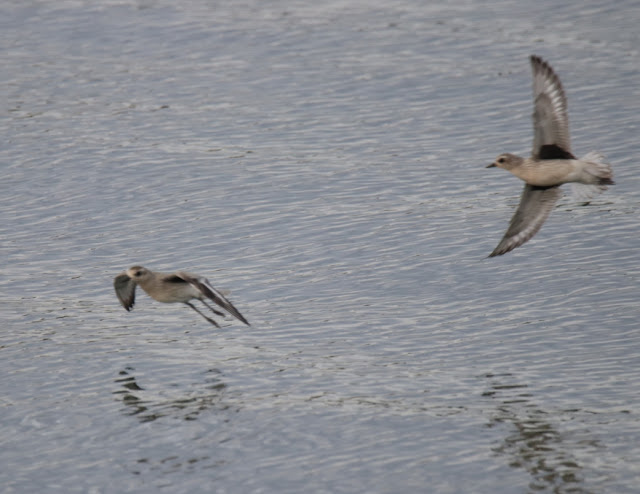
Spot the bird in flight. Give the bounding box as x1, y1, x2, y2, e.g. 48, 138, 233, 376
487, 55, 614, 257
114, 266, 250, 326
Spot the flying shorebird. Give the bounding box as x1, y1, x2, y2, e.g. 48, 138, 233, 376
114, 266, 250, 327
486, 55, 614, 257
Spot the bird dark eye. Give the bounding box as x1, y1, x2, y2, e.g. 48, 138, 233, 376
498, 158, 505, 164
135, 271, 142, 277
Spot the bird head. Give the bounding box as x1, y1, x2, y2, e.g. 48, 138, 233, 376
126, 266, 151, 282
487, 153, 523, 171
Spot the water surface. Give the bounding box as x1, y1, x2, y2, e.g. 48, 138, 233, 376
2, 1, 640, 492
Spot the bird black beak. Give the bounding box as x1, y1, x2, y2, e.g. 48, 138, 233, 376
486, 163, 496, 168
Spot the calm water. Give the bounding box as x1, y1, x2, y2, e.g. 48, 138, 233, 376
2, 1, 640, 492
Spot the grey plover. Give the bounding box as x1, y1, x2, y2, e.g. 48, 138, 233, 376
114, 266, 249, 326
487, 55, 614, 257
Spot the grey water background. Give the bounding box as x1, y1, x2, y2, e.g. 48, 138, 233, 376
2, 0, 640, 492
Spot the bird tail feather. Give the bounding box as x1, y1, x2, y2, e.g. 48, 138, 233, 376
571, 151, 614, 203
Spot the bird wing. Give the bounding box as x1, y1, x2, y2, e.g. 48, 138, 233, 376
489, 184, 562, 257
530, 55, 572, 159
176, 272, 250, 326
114, 273, 136, 311
163, 274, 190, 285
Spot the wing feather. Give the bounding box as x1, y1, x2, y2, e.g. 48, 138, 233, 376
114, 273, 136, 311
489, 185, 562, 257
530, 55, 571, 158
177, 272, 250, 325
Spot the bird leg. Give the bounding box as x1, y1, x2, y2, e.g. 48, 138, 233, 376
200, 299, 226, 317
184, 302, 220, 327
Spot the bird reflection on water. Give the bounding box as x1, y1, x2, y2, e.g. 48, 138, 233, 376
483, 373, 602, 492
113, 367, 229, 423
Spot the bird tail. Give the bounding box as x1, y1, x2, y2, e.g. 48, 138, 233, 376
571, 151, 614, 203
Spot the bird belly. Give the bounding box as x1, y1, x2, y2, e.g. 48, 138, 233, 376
146, 284, 200, 304
513, 160, 576, 187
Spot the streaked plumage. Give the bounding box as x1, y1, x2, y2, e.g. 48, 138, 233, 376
486, 55, 614, 257
114, 266, 249, 327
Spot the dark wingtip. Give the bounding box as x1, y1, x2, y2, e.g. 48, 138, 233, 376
530, 54, 547, 68
487, 243, 515, 258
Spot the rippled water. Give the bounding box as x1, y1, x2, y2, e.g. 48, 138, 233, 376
3, 1, 640, 492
